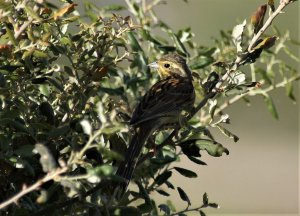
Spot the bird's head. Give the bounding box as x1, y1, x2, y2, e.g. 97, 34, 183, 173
148, 53, 192, 79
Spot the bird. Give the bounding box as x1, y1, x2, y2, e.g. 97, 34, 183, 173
115, 53, 195, 196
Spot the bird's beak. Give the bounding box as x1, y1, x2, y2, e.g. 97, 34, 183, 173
148, 61, 159, 69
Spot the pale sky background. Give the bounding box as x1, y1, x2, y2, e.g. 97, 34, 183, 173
74, 0, 299, 215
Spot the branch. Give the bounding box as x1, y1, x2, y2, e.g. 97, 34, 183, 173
202, 75, 300, 122
170, 206, 204, 216
137, 0, 296, 166
14, 3, 41, 40
26, 1, 297, 213
76, 128, 103, 160
31, 181, 108, 216
248, 0, 293, 51
0, 166, 67, 210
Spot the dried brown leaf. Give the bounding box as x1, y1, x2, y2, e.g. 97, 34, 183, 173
251, 4, 267, 34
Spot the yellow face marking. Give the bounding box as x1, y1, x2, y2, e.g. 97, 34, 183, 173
157, 60, 186, 78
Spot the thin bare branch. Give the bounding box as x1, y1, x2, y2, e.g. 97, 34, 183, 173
248, 0, 293, 51
202, 75, 300, 122
0, 166, 68, 210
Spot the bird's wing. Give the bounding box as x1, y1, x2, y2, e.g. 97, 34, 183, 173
130, 77, 195, 126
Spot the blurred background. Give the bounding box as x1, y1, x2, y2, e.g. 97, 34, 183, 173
85, 0, 299, 215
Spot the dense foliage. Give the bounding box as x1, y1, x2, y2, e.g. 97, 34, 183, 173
0, 0, 298, 215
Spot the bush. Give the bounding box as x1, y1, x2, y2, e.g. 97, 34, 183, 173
0, 0, 298, 215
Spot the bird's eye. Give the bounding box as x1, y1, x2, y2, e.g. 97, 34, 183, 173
164, 63, 170, 68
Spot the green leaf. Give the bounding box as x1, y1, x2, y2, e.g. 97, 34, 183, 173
171, 33, 189, 57
187, 156, 207, 165
203, 192, 209, 205
198, 47, 217, 56
64, 65, 74, 76
140, 30, 162, 45
157, 45, 176, 52
39, 102, 55, 125
285, 82, 296, 102
39, 84, 50, 97
179, 139, 201, 157
34, 144, 57, 172
0, 0, 12, 10
215, 125, 239, 142
31, 77, 47, 85
289, 39, 300, 46
4, 24, 16, 45
199, 210, 207, 216
155, 171, 172, 186
156, 189, 170, 197
25, 6, 42, 21
165, 181, 175, 189
208, 99, 217, 119
283, 47, 300, 62
0, 109, 20, 120
15, 145, 35, 157
99, 87, 124, 95
47, 125, 70, 138
0, 65, 21, 73
9, 120, 31, 135
150, 154, 176, 165
22, 49, 34, 70
174, 167, 197, 178
158, 204, 170, 215
117, 207, 141, 216
138, 202, 153, 213
60, 36, 73, 46
263, 94, 279, 120
137, 52, 149, 74
177, 187, 191, 206
196, 139, 230, 157
190, 56, 214, 70
135, 180, 151, 204
208, 203, 219, 208
127, 32, 143, 52
88, 164, 113, 176
33, 50, 49, 59
80, 119, 92, 135
253, 36, 278, 50
46, 77, 64, 92
166, 200, 176, 212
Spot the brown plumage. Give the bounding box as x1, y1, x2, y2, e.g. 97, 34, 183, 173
115, 53, 195, 195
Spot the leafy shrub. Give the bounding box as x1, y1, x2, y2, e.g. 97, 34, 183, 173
0, 0, 298, 215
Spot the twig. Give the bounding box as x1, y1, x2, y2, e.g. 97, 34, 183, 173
170, 206, 204, 216
201, 75, 300, 122
137, 0, 294, 166
76, 128, 103, 160
14, 2, 42, 40
25, 1, 297, 213
248, 0, 293, 51
31, 181, 108, 216
0, 166, 67, 210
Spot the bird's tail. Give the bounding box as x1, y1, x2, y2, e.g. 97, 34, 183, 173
115, 125, 153, 195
